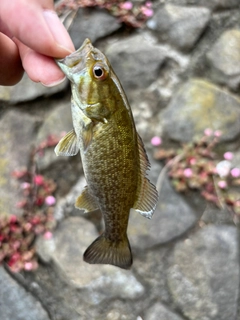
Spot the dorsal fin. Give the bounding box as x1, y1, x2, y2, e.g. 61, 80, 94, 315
133, 134, 158, 219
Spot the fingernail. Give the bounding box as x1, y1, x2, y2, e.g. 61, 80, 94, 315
43, 10, 75, 54
41, 75, 66, 88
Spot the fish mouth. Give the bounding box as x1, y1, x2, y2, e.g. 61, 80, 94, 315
55, 38, 94, 79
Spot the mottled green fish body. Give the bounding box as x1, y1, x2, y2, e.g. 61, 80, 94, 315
55, 39, 158, 269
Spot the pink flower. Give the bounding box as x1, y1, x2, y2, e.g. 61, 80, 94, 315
218, 180, 227, 189
145, 1, 152, 8
43, 231, 53, 240
204, 128, 213, 136
151, 136, 162, 146
120, 1, 133, 10
214, 130, 222, 137
9, 215, 18, 224
24, 262, 33, 271
189, 157, 196, 165
223, 152, 233, 161
183, 168, 193, 178
12, 241, 21, 250
34, 175, 44, 186
20, 182, 31, 189
231, 168, 240, 178
45, 195, 56, 206
141, 6, 154, 17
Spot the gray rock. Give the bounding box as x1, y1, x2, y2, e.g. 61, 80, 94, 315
207, 29, 240, 90
0, 109, 40, 216
69, 8, 121, 49
105, 33, 166, 89
144, 302, 184, 320
0, 73, 68, 104
161, 78, 240, 142
0, 267, 50, 320
36, 100, 83, 195
128, 175, 204, 249
186, 0, 240, 10
133, 248, 172, 304
37, 217, 145, 305
36, 99, 73, 171
168, 225, 239, 320
149, 5, 211, 51
168, 0, 240, 10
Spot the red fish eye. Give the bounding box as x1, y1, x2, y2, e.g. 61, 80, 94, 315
93, 65, 106, 80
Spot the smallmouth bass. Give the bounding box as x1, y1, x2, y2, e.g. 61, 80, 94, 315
55, 39, 158, 269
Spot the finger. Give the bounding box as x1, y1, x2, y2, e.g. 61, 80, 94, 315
0, 0, 75, 59
16, 40, 66, 86
0, 33, 24, 86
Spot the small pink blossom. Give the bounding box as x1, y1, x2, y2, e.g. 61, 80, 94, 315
183, 168, 193, 178
23, 222, 32, 232
231, 168, 240, 178
204, 128, 213, 136
20, 182, 31, 190
223, 152, 233, 161
151, 136, 162, 146
214, 130, 222, 137
12, 241, 21, 250
145, 1, 152, 8
43, 231, 53, 240
45, 195, 56, 206
24, 262, 33, 271
34, 175, 44, 186
218, 180, 227, 189
189, 157, 196, 165
9, 215, 18, 224
120, 1, 133, 10
141, 6, 154, 17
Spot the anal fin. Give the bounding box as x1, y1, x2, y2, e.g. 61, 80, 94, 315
54, 129, 79, 156
75, 186, 99, 212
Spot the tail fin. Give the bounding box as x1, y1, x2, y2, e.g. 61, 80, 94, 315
83, 234, 132, 269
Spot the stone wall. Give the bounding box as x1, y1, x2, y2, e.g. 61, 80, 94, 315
0, 1, 240, 319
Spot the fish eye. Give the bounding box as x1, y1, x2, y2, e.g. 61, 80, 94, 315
93, 65, 107, 80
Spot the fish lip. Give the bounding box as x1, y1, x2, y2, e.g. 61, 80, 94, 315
55, 38, 94, 78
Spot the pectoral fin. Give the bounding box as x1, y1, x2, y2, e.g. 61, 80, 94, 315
82, 122, 94, 153
133, 134, 159, 219
75, 186, 99, 212
54, 129, 79, 156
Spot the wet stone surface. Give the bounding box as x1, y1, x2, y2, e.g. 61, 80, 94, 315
1, 3, 240, 320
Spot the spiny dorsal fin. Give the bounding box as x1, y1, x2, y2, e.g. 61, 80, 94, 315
54, 129, 79, 156
75, 186, 99, 212
84, 234, 132, 269
133, 134, 158, 219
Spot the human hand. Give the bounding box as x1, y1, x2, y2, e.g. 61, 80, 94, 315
0, 0, 75, 86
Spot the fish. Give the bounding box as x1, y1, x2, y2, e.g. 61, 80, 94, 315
54, 38, 158, 269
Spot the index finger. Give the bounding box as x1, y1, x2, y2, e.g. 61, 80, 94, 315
0, 0, 75, 58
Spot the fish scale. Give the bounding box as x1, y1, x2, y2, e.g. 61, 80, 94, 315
54, 38, 158, 269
